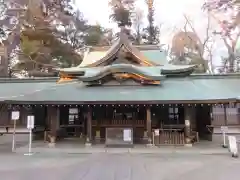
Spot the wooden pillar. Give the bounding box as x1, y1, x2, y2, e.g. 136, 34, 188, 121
184, 106, 192, 146
95, 107, 101, 143
146, 107, 152, 145
0, 104, 10, 126
85, 107, 92, 146
19, 107, 28, 126
223, 104, 227, 125
47, 106, 60, 147
238, 104, 240, 124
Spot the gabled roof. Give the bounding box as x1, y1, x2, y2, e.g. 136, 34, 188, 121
58, 28, 197, 85
79, 28, 156, 67
80, 49, 167, 67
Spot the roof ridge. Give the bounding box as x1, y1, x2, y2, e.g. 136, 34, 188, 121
0, 77, 59, 83
189, 73, 240, 79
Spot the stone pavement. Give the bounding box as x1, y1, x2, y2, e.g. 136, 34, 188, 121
13, 141, 232, 156
0, 134, 234, 156
0, 152, 239, 180
0, 136, 239, 180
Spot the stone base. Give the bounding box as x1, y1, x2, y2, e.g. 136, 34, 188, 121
85, 142, 92, 147
95, 137, 101, 144
222, 144, 228, 148
146, 143, 154, 147
232, 153, 239, 158
184, 143, 192, 147
48, 143, 56, 148
142, 137, 148, 144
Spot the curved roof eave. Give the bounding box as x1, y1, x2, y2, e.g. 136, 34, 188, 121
75, 64, 164, 82
160, 64, 196, 74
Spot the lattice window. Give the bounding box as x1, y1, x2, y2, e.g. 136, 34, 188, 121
68, 108, 78, 125
212, 105, 240, 125
168, 107, 179, 124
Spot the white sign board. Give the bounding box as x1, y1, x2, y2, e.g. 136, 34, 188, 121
228, 136, 238, 155
185, 120, 190, 126
221, 126, 228, 132
11, 111, 20, 120
154, 129, 159, 136
69, 108, 78, 114
27, 116, 34, 129
123, 129, 132, 142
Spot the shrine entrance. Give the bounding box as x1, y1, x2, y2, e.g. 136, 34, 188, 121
59, 106, 86, 139
55, 104, 188, 145
92, 105, 147, 144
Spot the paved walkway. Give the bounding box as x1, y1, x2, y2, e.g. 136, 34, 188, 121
0, 152, 239, 180
14, 141, 231, 156
0, 135, 233, 156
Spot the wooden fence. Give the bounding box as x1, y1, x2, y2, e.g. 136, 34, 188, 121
153, 129, 185, 145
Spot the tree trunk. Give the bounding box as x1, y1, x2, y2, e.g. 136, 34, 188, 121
223, 37, 236, 73
228, 53, 235, 73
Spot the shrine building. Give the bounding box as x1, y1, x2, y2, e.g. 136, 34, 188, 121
0, 28, 239, 147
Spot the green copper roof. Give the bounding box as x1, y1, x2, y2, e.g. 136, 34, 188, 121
60, 64, 196, 77
0, 81, 56, 101
141, 50, 167, 65
2, 74, 240, 103
75, 64, 165, 82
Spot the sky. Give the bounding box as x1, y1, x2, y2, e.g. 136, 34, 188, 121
75, 0, 235, 67
75, 0, 210, 44
76, 0, 204, 29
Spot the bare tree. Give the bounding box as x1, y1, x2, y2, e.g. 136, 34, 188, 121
183, 14, 213, 73
170, 14, 213, 73
132, 7, 144, 44
203, 0, 240, 72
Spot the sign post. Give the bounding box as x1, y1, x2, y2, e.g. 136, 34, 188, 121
24, 115, 34, 156
11, 111, 20, 152
221, 126, 228, 148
